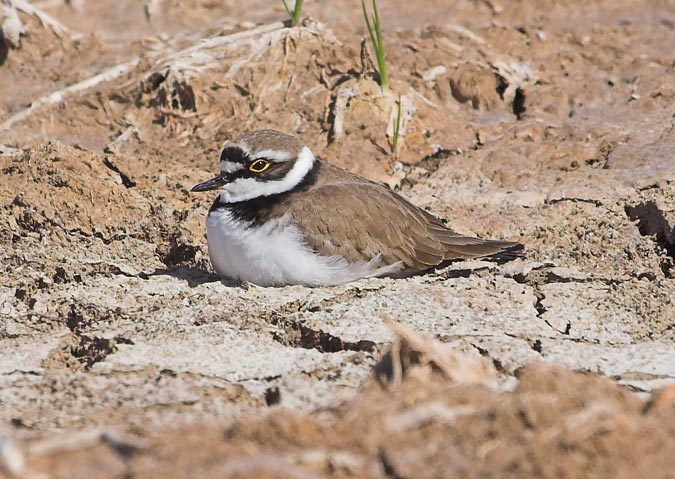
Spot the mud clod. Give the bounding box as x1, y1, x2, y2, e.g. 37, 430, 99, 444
70, 334, 125, 369
264, 387, 281, 406
626, 201, 675, 258
163, 233, 201, 266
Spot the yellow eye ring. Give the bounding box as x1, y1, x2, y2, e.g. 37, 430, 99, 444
249, 159, 271, 173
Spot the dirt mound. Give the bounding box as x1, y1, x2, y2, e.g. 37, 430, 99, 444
13, 326, 675, 479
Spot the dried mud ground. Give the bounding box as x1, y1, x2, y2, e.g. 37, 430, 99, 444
1, 0, 675, 477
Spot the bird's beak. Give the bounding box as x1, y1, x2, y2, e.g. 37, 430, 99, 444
191, 174, 227, 192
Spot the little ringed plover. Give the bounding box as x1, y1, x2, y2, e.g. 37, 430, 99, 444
191, 129, 522, 287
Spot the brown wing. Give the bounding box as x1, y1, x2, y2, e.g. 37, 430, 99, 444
288, 182, 521, 273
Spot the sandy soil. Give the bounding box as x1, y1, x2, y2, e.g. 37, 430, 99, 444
1, 0, 675, 477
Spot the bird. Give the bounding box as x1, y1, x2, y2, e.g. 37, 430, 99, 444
191, 129, 522, 287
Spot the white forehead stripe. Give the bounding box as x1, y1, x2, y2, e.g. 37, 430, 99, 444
252, 149, 292, 162
218, 146, 315, 203
220, 161, 244, 174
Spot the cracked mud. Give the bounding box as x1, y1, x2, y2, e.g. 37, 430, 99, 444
1, 0, 675, 477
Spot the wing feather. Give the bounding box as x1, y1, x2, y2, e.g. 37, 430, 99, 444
288, 181, 521, 274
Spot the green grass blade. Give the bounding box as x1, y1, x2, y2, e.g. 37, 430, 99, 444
282, 0, 303, 26
393, 94, 402, 155
361, 0, 376, 49
281, 0, 293, 20
361, 0, 388, 90
292, 0, 303, 25
372, 0, 388, 89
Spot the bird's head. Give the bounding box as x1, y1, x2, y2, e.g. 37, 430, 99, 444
191, 129, 316, 203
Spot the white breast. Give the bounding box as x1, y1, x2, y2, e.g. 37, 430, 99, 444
205, 209, 402, 287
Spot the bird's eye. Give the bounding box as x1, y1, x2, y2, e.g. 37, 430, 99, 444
249, 159, 271, 173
